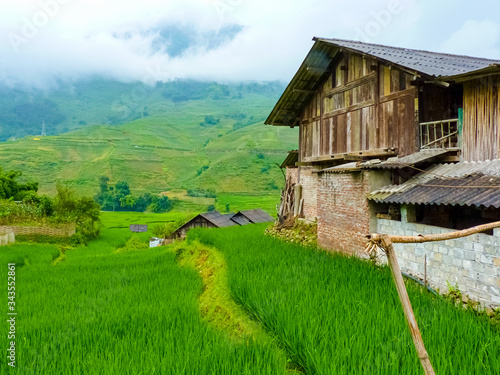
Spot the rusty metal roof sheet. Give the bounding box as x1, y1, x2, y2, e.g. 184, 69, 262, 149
368, 159, 500, 208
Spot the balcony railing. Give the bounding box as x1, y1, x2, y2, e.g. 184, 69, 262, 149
420, 118, 459, 150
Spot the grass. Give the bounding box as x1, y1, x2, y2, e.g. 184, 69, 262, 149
0, 215, 290, 374
174, 240, 271, 341
99, 211, 195, 230
5, 211, 494, 374
215, 193, 280, 216
189, 224, 500, 374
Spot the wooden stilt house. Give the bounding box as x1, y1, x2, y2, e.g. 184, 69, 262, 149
266, 37, 500, 307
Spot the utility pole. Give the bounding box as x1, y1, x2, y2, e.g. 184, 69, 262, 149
41, 120, 47, 136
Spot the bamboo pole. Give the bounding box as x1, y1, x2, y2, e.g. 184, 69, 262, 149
367, 220, 500, 244
367, 220, 500, 375
379, 235, 435, 375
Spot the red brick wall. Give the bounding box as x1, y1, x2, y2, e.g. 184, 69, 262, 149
285, 166, 318, 221
299, 167, 318, 221
317, 171, 372, 255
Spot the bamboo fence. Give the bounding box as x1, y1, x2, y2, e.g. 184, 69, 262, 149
0, 223, 76, 237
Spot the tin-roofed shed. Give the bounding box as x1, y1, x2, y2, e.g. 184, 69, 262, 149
231, 209, 274, 226
171, 211, 238, 239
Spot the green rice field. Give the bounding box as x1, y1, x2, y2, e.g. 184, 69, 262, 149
0, 212, 499, 374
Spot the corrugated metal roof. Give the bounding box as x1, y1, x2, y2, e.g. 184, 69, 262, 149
199, 211, 239, 227
235, 209, 274, 224
266, 37, 500, 127
231, 215, 252, 226
316, 38, 500, 78
368, 160, 500, 208
318, 162, 362, 173
317, 150, 452, 173
383, 176, 500, 208
364, 149, 452, 169
280, 150, 299, 168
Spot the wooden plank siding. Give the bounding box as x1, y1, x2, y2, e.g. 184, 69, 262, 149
300, 53, 418, 162
463, 77, 500, 161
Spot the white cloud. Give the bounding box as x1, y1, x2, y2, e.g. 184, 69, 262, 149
0, 0, 499, 88
440, 19, 500, 59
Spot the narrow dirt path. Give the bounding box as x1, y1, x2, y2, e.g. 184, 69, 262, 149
173, 241, 304, 374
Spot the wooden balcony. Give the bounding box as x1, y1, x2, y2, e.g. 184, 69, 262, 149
420, 119, 459, 150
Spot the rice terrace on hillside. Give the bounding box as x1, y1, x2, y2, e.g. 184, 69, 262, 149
0, 212, 499, 374
2, 0, 500, 373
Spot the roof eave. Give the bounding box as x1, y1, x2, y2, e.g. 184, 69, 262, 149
437, 64, 500, 83
266, 39, 338, 127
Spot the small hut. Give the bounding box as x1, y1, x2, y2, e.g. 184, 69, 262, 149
171, 211, 237, 239
231, 209, 274, 225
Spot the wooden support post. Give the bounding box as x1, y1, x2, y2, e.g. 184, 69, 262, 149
424, 255, 427, 288
380, 235, 436, 375
298, 124, 303, 184
293, 184, 302, 217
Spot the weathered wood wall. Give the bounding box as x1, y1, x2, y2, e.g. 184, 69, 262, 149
300, 53, 417, 162
178, 217, 216, 238
463, 76, 500, 161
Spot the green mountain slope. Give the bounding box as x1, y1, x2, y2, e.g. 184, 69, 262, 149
0, 81, 297, 203
0, 79, 285, 141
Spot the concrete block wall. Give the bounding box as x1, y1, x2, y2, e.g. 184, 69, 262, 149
317, 171, 372, 254
377, 215, 500, 307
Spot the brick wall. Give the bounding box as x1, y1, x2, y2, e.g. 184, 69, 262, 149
317, 171, 372, 254
299, 167, 318, 221
285, 167, 298, 185
378, 211, 500, 307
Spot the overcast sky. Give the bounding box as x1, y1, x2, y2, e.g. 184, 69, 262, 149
1, 0, 500, 88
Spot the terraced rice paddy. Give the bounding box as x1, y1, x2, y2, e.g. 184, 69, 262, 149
0, 214, 499, 374
0, 219, 288, 374
190, 224, 500, 374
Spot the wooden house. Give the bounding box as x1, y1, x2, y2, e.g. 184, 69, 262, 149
171, 211, 237, 239
267, 37, 500, 307
170, 209, 274, 239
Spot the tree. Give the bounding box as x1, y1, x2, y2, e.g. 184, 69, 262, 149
120, 195, 137, 210
98, 176, 109, 193
115, 181, 130, 197
135, 193, 152, 212
148, 195, 173, 213
0, 168, 38, 200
